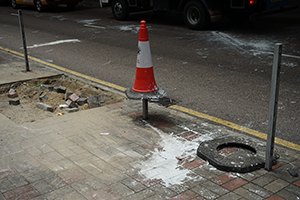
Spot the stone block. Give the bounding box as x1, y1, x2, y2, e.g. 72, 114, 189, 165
39, 94, 48, 101
8, 91, 18, 98
88, 95, 104, 108
77, 97, 87, 106
66, 108, 79, 113
9, 99, 20, 105
66, 99, 78, 108
65, 92, 73, 100
36, 102, 53, 112
53, 85, 66, 93
9, 88, 16, 93
69, 93, 80, 102
40, 84, 53, 91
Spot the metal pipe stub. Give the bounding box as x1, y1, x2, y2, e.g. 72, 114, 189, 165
125, 87, 166, 120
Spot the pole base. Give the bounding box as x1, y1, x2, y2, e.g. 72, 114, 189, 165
125, 87, 166, 100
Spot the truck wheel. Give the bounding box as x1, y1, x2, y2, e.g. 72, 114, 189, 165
183, 1, 209, 30
35, 0, 45, 12
112, 0, 129, 21
11, 0, 20, 9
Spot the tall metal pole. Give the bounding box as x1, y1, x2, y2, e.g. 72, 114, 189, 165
265, 43, 282, 171
18, 10, 30, 72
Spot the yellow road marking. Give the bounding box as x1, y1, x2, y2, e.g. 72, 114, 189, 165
1, 46, 299, 151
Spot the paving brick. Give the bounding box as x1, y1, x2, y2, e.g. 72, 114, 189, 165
36, 102, 53, 112
264, 179, 289, 193
216, 192, 242, 200
57, 168, 90, 185
3, 185, 40, 200
284, 184, 300, 196
233, 187, 264, 200
265, 194, 286, 200
183, 158, 206, 170
272, 163, 282, 170
69, 93, 80, 102
88, 186, 124, 200
276, 188, 300, 200
177, 131, 201, 141
169, 190, 198, 200
243, 183, 272, 198
121, 177, 147, 192
150, 184, 177, 199
32, 179, 53, 194
252, 173, 278, 187
9, 99, 20, 105
201, 181, 229, 196
133, 174, 163, 187
127, 188, 156, 200
191, 185, 220, 199
0, 165, 16, 179
211, 173, 236, 185
293, 179, 300, 187
7, 175, 28, 188
221, 178, 248, 191
109, 182, 135, 197
0, 178, 14, 193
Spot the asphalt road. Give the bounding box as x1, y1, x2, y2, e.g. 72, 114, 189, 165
0, 2, 299, 148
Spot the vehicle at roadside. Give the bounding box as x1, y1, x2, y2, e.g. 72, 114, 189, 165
10, 0, 82, 11
100, 0, 300, 30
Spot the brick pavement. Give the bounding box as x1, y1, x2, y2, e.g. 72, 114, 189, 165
1, 49, 300, 199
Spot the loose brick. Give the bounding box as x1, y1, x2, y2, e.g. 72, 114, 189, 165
8, 91, 18, 98
36, 102, 53, 112
66, 99, 78, 108
53, 85, 66, 93
77, 97, 87, 106
69, 93, 80, 102
9, 99, 20, 105
40, 84, 53, 91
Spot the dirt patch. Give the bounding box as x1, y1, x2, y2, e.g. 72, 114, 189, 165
0, 75, 127, 125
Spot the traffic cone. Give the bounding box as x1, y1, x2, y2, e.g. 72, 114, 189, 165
132, 20, 158, 93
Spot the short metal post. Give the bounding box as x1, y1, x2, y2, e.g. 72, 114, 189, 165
265, 43, 282, 171
142, 99, 148, 120
18, 10, 30, 72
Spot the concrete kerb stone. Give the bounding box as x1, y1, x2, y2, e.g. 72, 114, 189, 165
36, 102, 54, 112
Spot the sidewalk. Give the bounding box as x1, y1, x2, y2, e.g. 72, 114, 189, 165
0, 49, 300, 200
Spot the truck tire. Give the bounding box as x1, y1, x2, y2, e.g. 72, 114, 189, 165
112, 0, 129, 21
35, 0, 45, 11
183, 0, 209, 30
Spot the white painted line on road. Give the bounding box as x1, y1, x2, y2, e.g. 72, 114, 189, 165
26, 39, 80, 49
84, 24, 106, 29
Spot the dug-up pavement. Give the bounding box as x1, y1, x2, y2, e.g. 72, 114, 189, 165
0, 49, 300, 200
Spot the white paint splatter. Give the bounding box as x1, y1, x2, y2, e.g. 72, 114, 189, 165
26, 39, 80, 49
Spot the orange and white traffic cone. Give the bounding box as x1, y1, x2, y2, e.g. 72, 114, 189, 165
125, 20, 166, 119
132, 20, 158, 93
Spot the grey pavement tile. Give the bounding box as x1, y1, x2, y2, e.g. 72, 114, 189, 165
233, 187, 264, 200
25, 146, 43, 157
42, 186, 76, 200
110, 182, 135, 197
201, 180, 230, 196
61, 190, 85, 200
19, 137, 45, 149
67, 145, 87, 155
0, 193, 6, 200
56, 148, 77, 157
271, 167, 300, 183
0, 178, 14, 193
216, 192, 242, 200
191, 185, 220, 200
127, 188, 156, 200
149, 184, 177, 199
276, 188, 300, 200
37, 143, 55, 154
242, 183, 272, 198
193, 167, 221, 180
48, 138, 75, 150
252, 173, 278, 187
284, 184, 300, 196
7, 175, 28, 188
264, 179, 289, 193
20, 167, 54, 183
69, 152, 100, 166
55, 159, 77, 170
36, 151, 64, 165
96, 169, 129, 186
38, 132, 64, 143
121, 177, 147, 192
81, 162, 103, 176
32, 179, 53, 195
44, 175, 67, 190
